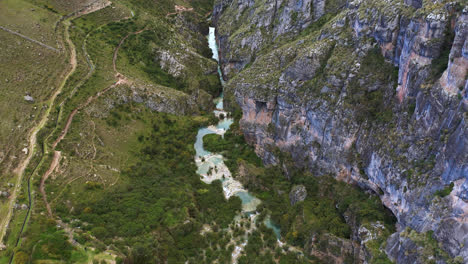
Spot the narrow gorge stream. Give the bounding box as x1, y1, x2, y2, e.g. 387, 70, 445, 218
194, 27, 280, 263
194, 27, 261, 215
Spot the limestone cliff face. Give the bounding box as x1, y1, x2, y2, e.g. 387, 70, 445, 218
214, 0, 468, 262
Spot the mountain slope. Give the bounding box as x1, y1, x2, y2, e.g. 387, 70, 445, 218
0, 0, 234, 263
214, 0, 468, 262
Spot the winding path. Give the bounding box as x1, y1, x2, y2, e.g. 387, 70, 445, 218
42, 25, 146, 223
52, 27, 145, 150
0, 0, 111, 254
40, 151, 61, 217
0, 21, 75, 250
165, 5, 194, 17
34, 22, 145, 264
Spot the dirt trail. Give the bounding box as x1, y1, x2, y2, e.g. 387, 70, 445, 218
44, 28, 145, 220
113, 28, 147, 76
0, 0, 111, 250
0, 26, 60, 52
40, 151, 61, 217
166, 5, 194, 17
52, 27, 146, 150
51, 83, 116, 149
0, 23, 75, 249
32, 20, 142, 264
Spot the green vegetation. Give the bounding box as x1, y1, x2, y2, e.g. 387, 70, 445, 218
291, 11, 299, 24
203, 122, 263, 175
325, 0, 347, 13
26, 219, 86, 262
2, 0, 440, 262
238, 225, 311, 264
347, 47, 398, 124
0, 0, 63, 179
67, 111, 241, 263
122, 30, 185, 89
42, 4, 58, 13
301, 11, 337, 37
0, 0, 73, 257
119, 27, 221, 96
400, 228, 460, 263
1, 0, 227, 262
434, 182, 454, 197
204, 116, 397, 262
48, 0, 220, 151
429, 18, 456, 81
17, 103, 242, 263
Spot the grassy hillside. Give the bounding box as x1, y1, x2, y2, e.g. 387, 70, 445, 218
0, 0, 230, 263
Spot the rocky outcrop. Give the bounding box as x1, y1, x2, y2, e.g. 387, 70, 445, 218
404, 0, 422, 9
306, 233, 365, 263
305, 221, 390, 264
90, 10, 220, 116
214, 0, 468, 262
23, 95, 34, 102
213, 0, 347, 79
289, 184, 307, 205
86, 81, 213, 117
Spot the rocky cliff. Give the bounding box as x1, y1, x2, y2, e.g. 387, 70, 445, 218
213, 0, 468, 262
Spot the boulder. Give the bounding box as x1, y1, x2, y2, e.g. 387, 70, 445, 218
24, 95, 34, 102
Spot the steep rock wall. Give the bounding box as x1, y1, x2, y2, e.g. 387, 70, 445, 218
214, 0, 468, 262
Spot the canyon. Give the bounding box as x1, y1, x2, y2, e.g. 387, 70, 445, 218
1, 0, 467, 263
213, 0, 468, 262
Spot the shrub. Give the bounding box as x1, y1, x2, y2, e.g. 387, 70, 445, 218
434, 182, 454, 197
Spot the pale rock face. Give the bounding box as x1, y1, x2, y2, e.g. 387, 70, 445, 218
90, 82, 210, 117
213, 0, 337, 79
157, 50, 186, 77
289, 185, 307, 205
305, 232, 367, 263
440, 12, 468, 97
312, 0, 325, 20
214, 0, 468, 262
404, 0, 422, 9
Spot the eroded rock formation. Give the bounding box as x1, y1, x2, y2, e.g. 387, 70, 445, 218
214, 0, 468, 262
